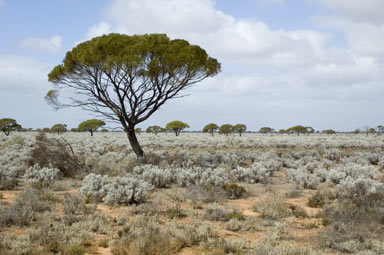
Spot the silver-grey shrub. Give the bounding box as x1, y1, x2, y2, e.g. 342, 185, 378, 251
104, 175, 153, 205
133, 165, 174, 188
337, 176, 384, 207
24, 165, 61, 187
175, 166, 229, 187
232, 162, 271, 184
80, 173, 111, 201
287, 168, 320, 189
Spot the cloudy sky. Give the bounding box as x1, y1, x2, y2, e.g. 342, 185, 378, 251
1, 0, 383, 132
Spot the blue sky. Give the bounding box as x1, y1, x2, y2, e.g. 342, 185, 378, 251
1, 0, 384, 132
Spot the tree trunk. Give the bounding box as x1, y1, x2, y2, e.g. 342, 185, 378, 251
126, 127, 144, 158
89, 129, 93, 136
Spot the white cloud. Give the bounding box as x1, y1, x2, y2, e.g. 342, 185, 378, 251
19, 35, 63, 54
78, 0, 384, 131
86, 22, 111, 39
318, 0, 384, 24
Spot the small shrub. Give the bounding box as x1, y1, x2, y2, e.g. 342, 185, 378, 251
289, 204, 308, 218
252, 194, 291, 220
203, 203, 229, 221
24, 164, 61, 187
80, 173, 111, 202
225, 218, 243, 232
66, 244, 86, 255
98, 239, 109, 248
28, 132, 84, 177
104, 175, 153, 205
221, 183, 247, 199
166, 205, 186, 219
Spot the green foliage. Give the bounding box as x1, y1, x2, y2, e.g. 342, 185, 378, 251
78, 119, 105, 136
202, 123, 219, 136
135, 128, 142, 134
47, 33, 220, 158
278, 129, 286, 134
259, 127, 274, 134
165, 121, 189, 136
322, 129, 336, 135
218, 124, 233, 136
146, 125, 164, 135
0, 118, 21, 136
51, 123, 67, 134
287, 125, 308, 136
233, 124, 246, 136
70, 128, 78, 132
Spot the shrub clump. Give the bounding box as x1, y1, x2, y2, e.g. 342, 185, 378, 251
24, 164, 61, 187
80, 174, 153, 205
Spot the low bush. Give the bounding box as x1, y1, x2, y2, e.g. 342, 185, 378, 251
252, 194, 291, 220
28, 132, 84, 177
24, 164, 61, 187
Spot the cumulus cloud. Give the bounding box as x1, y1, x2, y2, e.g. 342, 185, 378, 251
79, 0, 384, 130
318, 0, 384, 24
19, 35, 63, 54
86, 22, 111, 39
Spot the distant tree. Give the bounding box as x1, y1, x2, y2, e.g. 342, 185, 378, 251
354, 128, 360, 134
233, 124, 247, 136
42, 127, 51, 133
36, 128, 42, 132
202, 123, 219, 136
51, 123, 67, 134
165, 121, 189, 136
322, 129, 336, 135
146, 125, 164, 135
101, 128, 109, 133
46, 33, 220, 158
368, 127, 376, 135
78, 119, 105, 136
259, 127, 274, 134
287, 125, 307, 136
278, 129, 286, 134
218, 124, 233, 136
378, 125, 384, 134
135, 128, 142, 135
0, 118, 21, 136
70, 128, 78, 132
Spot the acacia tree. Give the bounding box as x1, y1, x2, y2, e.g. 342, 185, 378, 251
218, 124, 233, 136
202, 123, 218, 136
46, 33, 220, 158
287, 125, 307, 136
259, 127, 274, 134
146, 125, 164, 135
78, 119, 105, 136
322, 129, 336, 135
51, 123, 67, 134
233, 124, 246, 136
0, 118, 21, 136
165, 121, 189, 136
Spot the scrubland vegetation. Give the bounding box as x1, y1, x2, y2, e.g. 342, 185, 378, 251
1, 131, 384, 254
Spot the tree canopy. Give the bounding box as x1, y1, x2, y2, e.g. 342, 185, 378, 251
165, 121, 189, 136
233, 124, 247, 136
322, 129, 336, 135
259, 127, 274, 134
51, 123, 67, 134
218, 124, 233, 136
202, 123, 219, 136
146, 125, 164, 135
78, 119, 105, 136
47, 33, 220, 157
287, 125, 308, 136
0, 118, 21, 136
